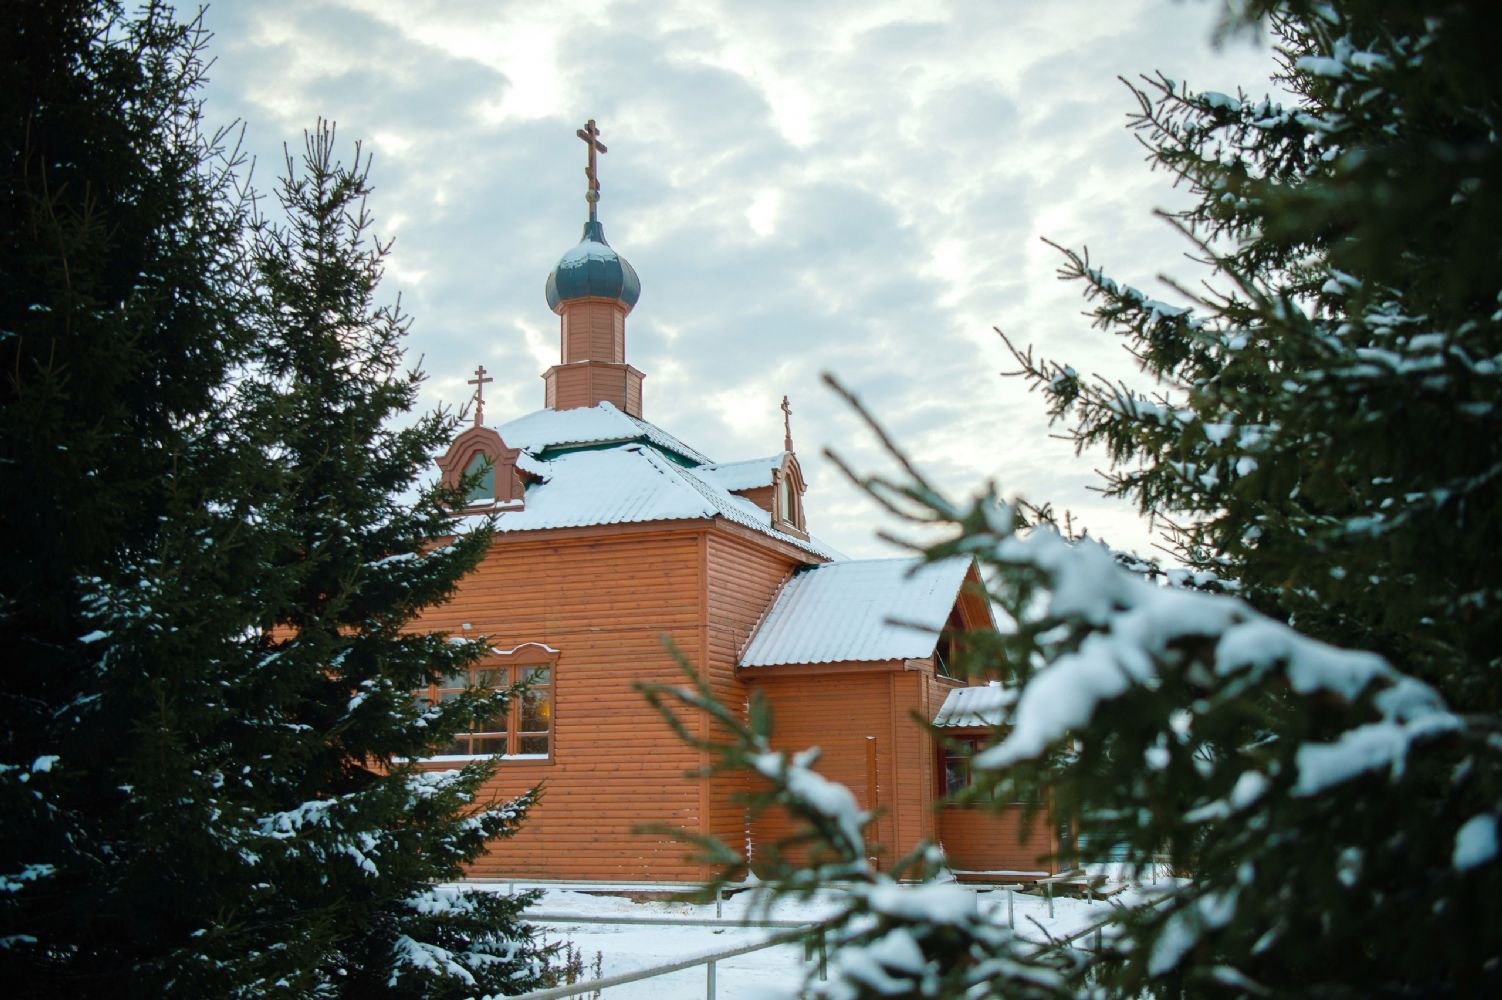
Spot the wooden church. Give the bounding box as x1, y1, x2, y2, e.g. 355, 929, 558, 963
417, 122, 1059, 883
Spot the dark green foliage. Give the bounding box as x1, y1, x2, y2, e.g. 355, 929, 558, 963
1007, 0, 1502, 712
225, 122, 553, 997
950, 0, 1502, 994
653, 2, 1502, 996
1, 0, 258, 989
1, 3, 550, 996
641, 661, 1087, 999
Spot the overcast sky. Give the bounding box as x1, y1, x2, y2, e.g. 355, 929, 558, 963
200, 0, 1277, 559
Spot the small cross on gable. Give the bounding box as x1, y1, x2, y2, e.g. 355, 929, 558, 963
781, 395, 794, 453
468, 364, 494, 427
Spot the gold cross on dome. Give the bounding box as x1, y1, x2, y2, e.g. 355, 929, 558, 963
467, 364, 494, 426
781, 395, 794, 453
576, 119, 608, 219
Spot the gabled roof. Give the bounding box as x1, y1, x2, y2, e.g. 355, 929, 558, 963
694, 454, 782, 492
496, 402, 711, 464
933, 682, 1013, 728
739, 556, 973, 667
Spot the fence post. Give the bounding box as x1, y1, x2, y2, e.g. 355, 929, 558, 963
1046, 881, 1054, 919
706, 958, 716, 999
1007, 888, 1015, 930
818, 928, 827, 981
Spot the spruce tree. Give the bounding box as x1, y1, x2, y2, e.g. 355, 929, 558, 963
2, 3, 551, 996
0, 0, 258, 990
226, 123, 552, 998
655, 2, 1502, 996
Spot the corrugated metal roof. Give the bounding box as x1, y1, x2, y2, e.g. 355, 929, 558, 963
739, 556, 973, 666
496, 403, 712, 465
480, 443, 836, 558
694, 454, 781, 492
933, 682, 1013, 728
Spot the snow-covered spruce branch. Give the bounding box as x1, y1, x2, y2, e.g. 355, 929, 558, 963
638, 657, 1090, 999
819, 367, 1502, 994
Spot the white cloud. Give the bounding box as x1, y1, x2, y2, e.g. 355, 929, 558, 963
201, 0, 1278, 560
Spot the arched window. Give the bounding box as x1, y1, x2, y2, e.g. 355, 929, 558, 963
772, 455, 808, 537
464, 452, 496, 504
417, 644, 555, 759
434, 426, 524, 510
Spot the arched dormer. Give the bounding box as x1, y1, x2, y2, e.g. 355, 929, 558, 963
771, 452, 808, 538
435, 425, 524, 510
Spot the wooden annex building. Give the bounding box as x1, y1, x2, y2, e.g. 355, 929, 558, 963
417, 125, 1059, 884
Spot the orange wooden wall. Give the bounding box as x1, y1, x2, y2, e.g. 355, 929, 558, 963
410, 513, 1036, 884
412, 520, 806, 881
415, 523, 709, 880
747, 665, 946, 869
937, 807, 1056, 876
702, 531, 796, 856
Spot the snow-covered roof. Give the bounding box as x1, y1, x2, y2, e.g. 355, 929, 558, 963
495, 402, 711, 464
739, 556, 973, 667
477, 439, 836, 558
694, 454, 782, 492
933, 682, 1013, 728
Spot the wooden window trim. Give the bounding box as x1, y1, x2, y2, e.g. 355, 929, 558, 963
938, 734, 1038, 806
418, 646, 556, 762
771, 460, 809, 538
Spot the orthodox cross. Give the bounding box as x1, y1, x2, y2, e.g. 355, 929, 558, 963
576, 118, 607, 220
781, 395, 794, 453
468, 364, 494, 426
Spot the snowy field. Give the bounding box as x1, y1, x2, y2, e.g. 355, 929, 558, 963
464, 871, 1165, 998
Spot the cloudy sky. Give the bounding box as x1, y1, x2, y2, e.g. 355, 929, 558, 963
199, 0, 1277, 559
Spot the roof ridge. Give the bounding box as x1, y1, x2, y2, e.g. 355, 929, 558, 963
801, 555, 927, 568
698, 453, 783, 471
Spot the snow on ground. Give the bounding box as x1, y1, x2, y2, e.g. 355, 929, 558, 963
463, 869, 1173, 998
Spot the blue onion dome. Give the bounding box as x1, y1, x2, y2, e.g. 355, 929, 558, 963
544, 219, 641, 312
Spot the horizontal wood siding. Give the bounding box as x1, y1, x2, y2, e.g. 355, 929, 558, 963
704, 531, 798, 864
414, 526, 708, 881
748, 669, 912, 869
937, 807, 1056, 876
734, 485, 774, 513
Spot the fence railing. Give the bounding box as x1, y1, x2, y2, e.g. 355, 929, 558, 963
505, 875, 1170, 997
514, 915, 830, 1000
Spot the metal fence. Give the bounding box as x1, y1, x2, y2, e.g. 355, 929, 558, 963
504, 877, 1156, 998
515, 912, 829, 1000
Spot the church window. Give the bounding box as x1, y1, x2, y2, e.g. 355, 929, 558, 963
772, 463, 806, 535
463, 452, 496, 504
421, 661, 553, 758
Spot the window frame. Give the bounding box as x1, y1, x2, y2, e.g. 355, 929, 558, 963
417, 645, 556, 762
939, 734, 1038, 806
771, 456, 809, 537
